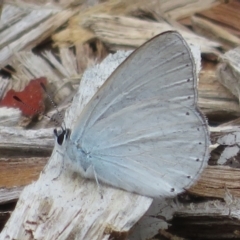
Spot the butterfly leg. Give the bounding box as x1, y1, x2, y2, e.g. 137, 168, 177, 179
41, 149, 64, 176
93, 167, 103, 199
86, 165, 103, 199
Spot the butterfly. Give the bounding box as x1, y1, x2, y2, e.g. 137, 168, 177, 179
54, 31, 210, 198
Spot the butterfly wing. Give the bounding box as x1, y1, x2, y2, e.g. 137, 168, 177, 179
69, 31, 209, 198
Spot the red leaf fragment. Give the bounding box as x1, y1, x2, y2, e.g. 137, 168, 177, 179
0, 77, 47, 117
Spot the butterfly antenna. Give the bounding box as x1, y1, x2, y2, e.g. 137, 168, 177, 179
40, 82, 66, 130
13, 96, 62, 129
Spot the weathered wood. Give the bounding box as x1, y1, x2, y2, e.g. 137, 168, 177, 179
217, 46, 240, 101
189, 165, 240, 199
0, 9, 58, 49
0, 8, 79, 68
168, 198, 240, 240
81, 14, 221, 54
199, 62, 240, 119
199, 0, 240, 33
0, 170, 152, 239
0, 4, 29, 31
158, 0, 220, 20
0, 127, 54, 153
0, 187, 24, 204
192, 15, 240, 48
0, 107, 21, 126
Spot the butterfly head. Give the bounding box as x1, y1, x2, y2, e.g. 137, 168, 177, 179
54, 128, 71, 146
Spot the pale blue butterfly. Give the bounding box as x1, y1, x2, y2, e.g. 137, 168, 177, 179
54, 31, 209, 198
